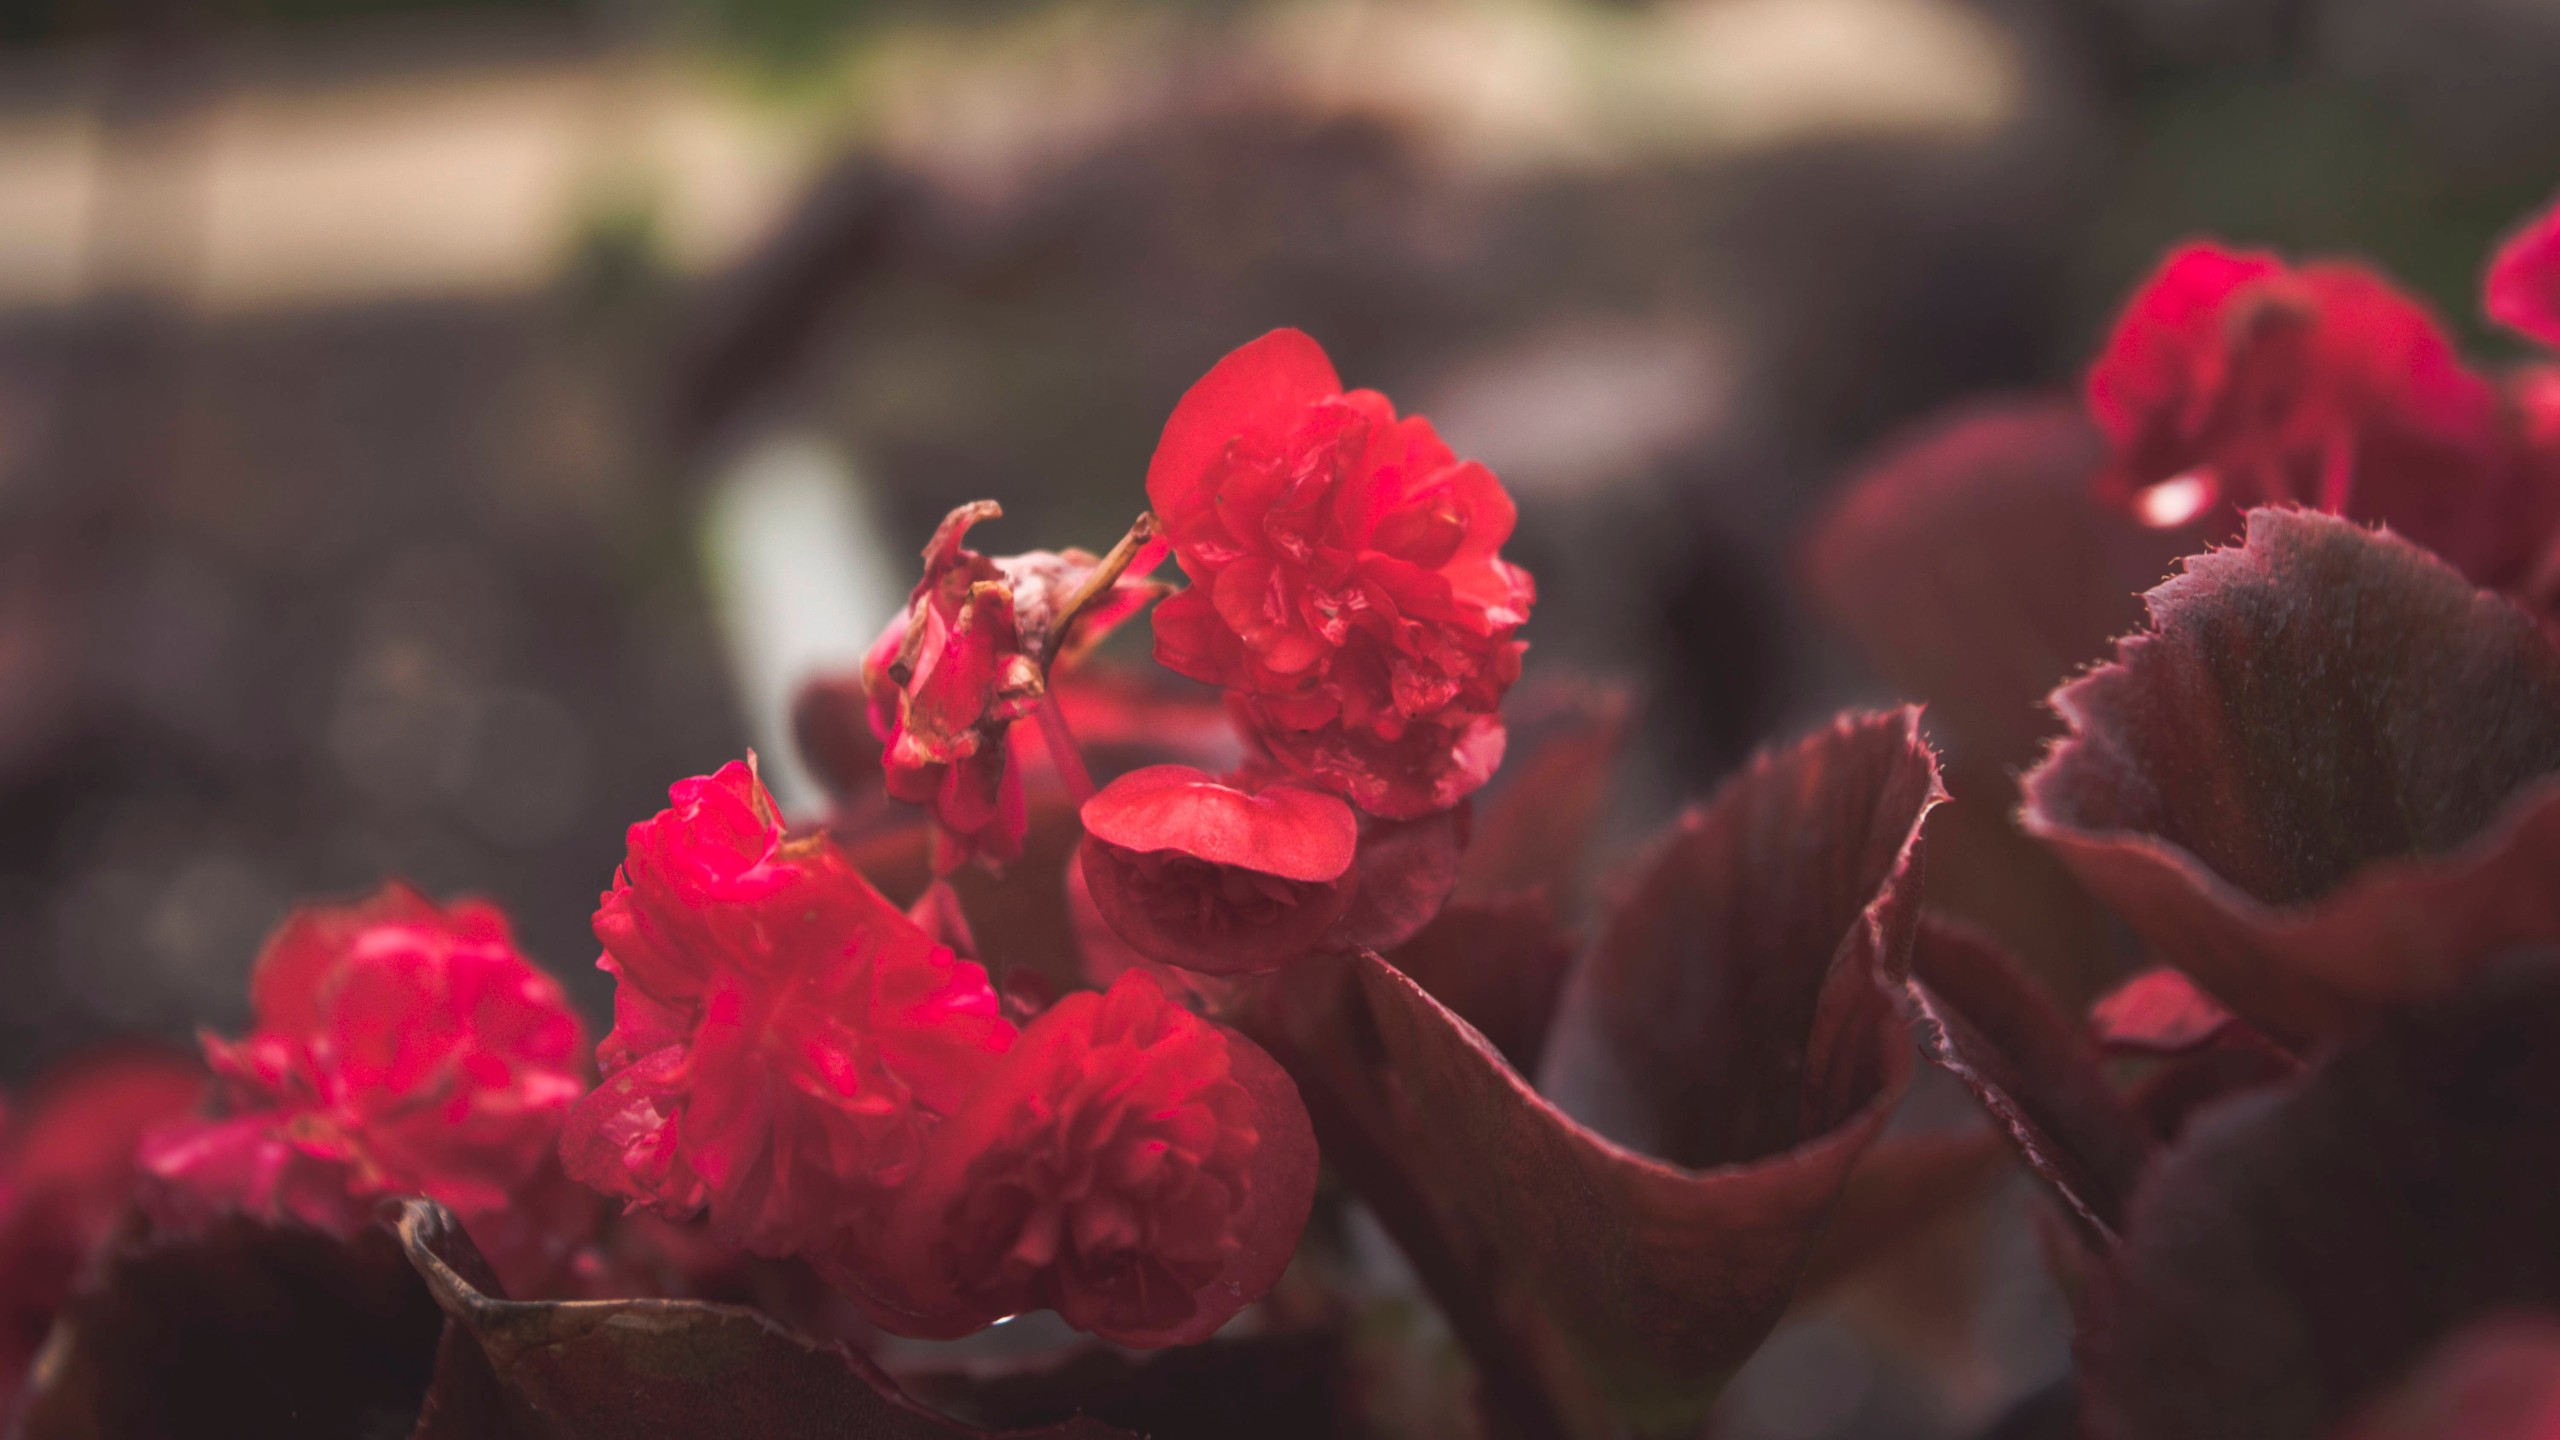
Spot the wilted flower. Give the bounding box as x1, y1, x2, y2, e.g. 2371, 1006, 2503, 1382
865, 502, 1165, 870
1146, 329, 1534, 819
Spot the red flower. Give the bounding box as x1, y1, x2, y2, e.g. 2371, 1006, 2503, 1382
2087, 242, 2518, 582
865, 502, 1165, 870
2489, 194, 2560, 352
1146, 329, 1534, 819
876, 971, 1317, 1346
138, 884, 587, 1292
1077, 764, 1360, 975
0, 1050, 203, 1408
561, 760, 1017, 1269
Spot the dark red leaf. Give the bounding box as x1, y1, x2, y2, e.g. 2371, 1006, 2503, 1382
15, 1218, 443, 1440
394, 1201, 1136, 1440
1792, 1126, 2007, 1298
2021, 508, 2560, 1049
1805, 397, 2194, 1001
1382, 892, 1576, 1076
1805, 397, 2195, 774
898, 1331, 1352, 1439
1542, 709, 1941, 1171
1901, 916, 2155, 1242
1240, 708, 1941, 1429
2078, 953, 2560, 1440
1452, 683, 1627, 908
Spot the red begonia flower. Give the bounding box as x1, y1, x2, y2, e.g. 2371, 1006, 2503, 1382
1077, 764, 1360, 974
866, 502, 1166, 871
138, 884, 587, 1293
561, 760, 1017, 1277
877, 970, 1317, 1347
2488, 194, 2560, 352
0, 1049, 203, 1408
1146, 329, 1535, 819
2087, 242, 2517, 583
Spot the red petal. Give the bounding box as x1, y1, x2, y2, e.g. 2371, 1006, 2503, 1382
2088, 965, 2239, 1056
1316, 803, 1469, 954
1145, 330, 1343, 540
2488, 194, 2560, 350
1079, 765, 1356, 882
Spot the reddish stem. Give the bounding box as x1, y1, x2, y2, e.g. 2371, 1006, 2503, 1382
1034, 693, 1097, 807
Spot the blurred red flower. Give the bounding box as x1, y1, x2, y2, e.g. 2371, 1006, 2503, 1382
0, 1049, 203, 1408
2087, 243, 2519, 581
2490, 195, 2560, 352
1146, 329, 1534, 819
561, 760, 1016, 1268
1077, 763, 1360, 975
866, 502, 1165, 870
138, 884, 587, 1291
879, 971, 1316, 1347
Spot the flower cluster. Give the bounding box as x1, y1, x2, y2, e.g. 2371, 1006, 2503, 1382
2087, 231, 2560, 593
1146, 330, 1535, 819
138, 883, 590, 1292
561, 759, 1316, 1345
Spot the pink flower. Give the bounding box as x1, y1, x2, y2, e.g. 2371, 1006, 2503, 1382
1077, 764, 1360, 975
1146, 330, 1534, 819
561, 760, 1017, 1266
139, 884, 587, 1291
875, 971, 1317, 1346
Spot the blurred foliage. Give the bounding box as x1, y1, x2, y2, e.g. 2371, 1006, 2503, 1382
2077, 71, 2555, 358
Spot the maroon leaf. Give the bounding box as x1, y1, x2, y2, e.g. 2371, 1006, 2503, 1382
2078, 953, 2560, 1440
1804, 397, 2195, 776
898, 1331, 1351, 1439
16, 1218, 443, 1440
1901, 916, 2155, 1241
2020, 508, 2560, 1048
1240, 708, 1941, 1430
394, 1200, 1135, 1440
1453, 682, 1628, 909
1792, 1125, 2007, 1298
2335, 1312, 2560, 1440
1384, 892, 1577, 1076
1805, 398, 2189, 1004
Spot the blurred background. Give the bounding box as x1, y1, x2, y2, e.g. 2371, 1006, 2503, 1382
2, 0, 2557, 1432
